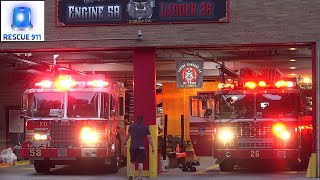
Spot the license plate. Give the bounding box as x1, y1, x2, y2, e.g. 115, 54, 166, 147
58, 149, 67, 157
277, 151, 286, 158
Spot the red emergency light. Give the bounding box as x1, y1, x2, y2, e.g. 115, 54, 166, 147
35, 80, 52, 88
244, 81, 267, 89
54, 75, 77, 90
87, 80, 109, 88
34, 75, 109, 90
244, 81, 257, 89
258, 81, 267, 87
274, 80, 295, 88
217, 83, 234, 89
232, 79, 295, 90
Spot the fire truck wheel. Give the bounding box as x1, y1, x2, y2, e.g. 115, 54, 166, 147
288, 161, 304, 171
219, 160, 235, 172
34, 161, 51, 174
109, 150, 120, 173
122, 156, 127, 166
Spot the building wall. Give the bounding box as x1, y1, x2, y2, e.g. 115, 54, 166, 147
0, 0, 319, 175
0, 0, 319, 50
0, 72, 29, 150
315, 43, 319, 176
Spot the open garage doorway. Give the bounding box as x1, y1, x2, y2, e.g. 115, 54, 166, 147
0, 43, 315, 175
156, 44, 314, 174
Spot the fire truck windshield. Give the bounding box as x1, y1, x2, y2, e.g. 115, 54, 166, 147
217, 94, 254, 119
27, 92, 64, 117
25, 92, 100, 118
67, 92, 99, 118
256, 92, 298, 119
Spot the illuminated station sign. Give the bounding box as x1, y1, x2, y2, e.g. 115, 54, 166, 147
57, 0, 228, 26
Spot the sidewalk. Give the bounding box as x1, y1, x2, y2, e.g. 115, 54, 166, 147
0, 160, 30, 168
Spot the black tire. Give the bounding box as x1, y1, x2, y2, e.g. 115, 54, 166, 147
34, 161, 51, 174
109, 148, 121, 173
191, 166, 197, 172
300, 157, 310, 170
288, 160, 304, 171
121, 156, 127, 166
219, 160, 235, 172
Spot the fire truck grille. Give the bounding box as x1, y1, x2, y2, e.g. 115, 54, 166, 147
237, 122, 273, 138
238, 142, 273, 148
50, 121, 79, 148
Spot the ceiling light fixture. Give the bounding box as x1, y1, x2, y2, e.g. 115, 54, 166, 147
290, 73, 297, 76
289, 48, 296, 51
289, 59, 296, 62
289, 67, 297, 69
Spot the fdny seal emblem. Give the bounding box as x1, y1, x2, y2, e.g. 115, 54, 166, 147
181, 67, 198, 85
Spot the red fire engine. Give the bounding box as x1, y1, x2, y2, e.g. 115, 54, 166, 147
190, 68, 313, 172
20, 74, 127, 173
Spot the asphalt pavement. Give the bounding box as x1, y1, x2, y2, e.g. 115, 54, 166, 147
0, 157, 317, 180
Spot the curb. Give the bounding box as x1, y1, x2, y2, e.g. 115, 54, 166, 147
0, 160, 30, 168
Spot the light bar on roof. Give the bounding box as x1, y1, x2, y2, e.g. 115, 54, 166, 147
274, 80, 295, 88
34, 76, 109, 90
258, 81, 267, 87
87, 80, 109, 88
35, 80, 52, 88
54, 75, 77, 90
218, 83, 234, 89
244, 81, 256, 89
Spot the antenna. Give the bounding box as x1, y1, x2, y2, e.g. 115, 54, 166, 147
52, 54, 59, 77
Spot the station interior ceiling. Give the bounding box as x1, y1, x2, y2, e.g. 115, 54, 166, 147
0, 45, 313, 86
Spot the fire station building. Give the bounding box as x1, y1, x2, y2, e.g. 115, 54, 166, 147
0, 0, 319, 177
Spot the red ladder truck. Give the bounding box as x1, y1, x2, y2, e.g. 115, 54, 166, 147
20, 74, 127, 173
190, 68, 313, 171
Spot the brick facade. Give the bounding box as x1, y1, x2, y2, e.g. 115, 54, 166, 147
0, 0, 319, 50
0, 0, 319, 175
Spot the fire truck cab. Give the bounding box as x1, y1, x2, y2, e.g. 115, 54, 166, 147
190, 72, 313, 172
20, 74, 127, 174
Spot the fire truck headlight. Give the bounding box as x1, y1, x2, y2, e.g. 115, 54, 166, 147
218, 128, 234, 142
34, 134, 48, 140
272, 123, 290, 140
280, 131, 290, 140
272, 123, 286, 137
80, 127, 99, 144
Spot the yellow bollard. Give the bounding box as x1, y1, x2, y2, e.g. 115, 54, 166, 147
306, 153, 317, 178
126, 125, 132, 177
149, 125, 158, 178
